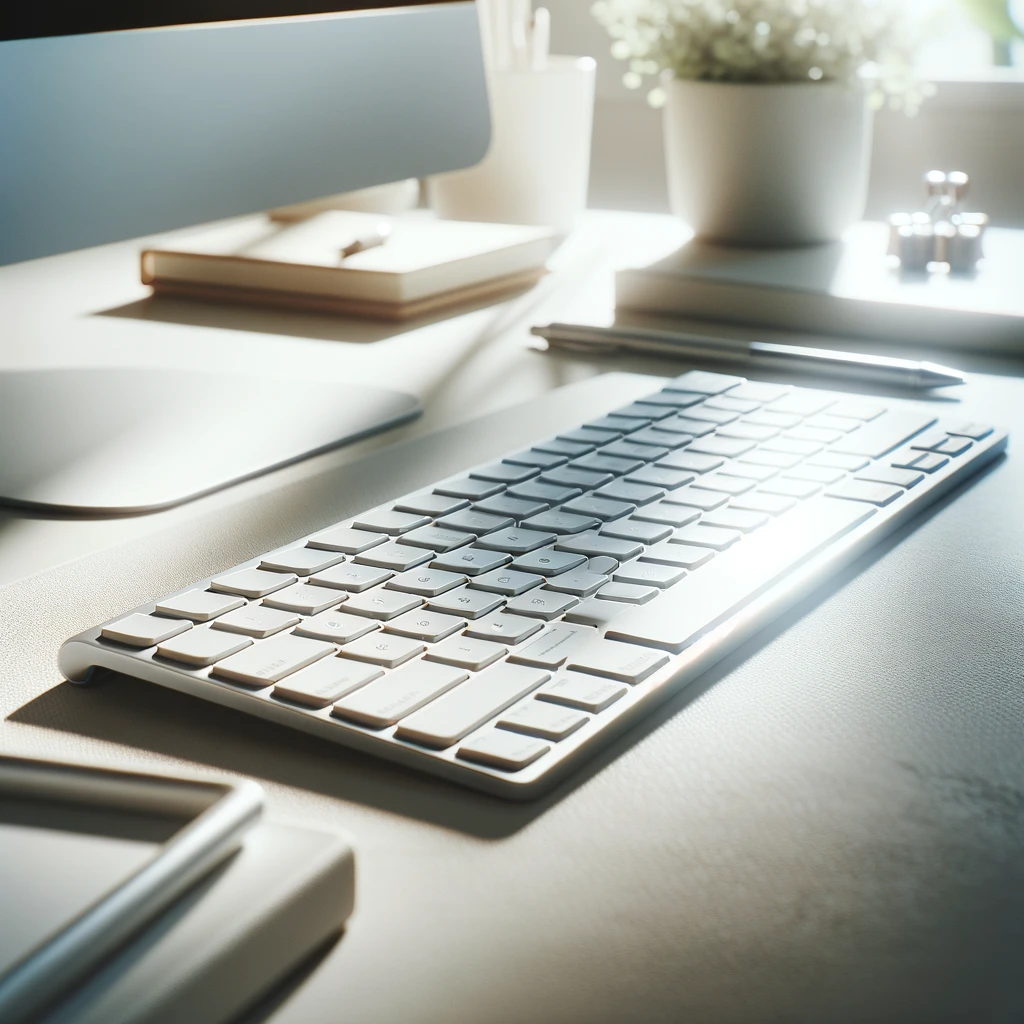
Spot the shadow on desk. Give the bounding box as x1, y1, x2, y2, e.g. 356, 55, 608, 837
10, 459, 999, 842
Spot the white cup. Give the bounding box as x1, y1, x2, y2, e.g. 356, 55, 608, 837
428, 56, 596, 235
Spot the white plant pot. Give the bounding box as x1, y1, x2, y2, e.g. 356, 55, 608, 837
663, 77, 873, 246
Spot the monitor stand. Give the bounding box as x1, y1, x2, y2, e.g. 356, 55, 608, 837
0, 368, 420, 515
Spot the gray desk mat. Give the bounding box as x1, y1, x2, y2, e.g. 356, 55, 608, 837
3, 369, 1024, 1024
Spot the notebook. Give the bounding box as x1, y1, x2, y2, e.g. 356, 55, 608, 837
615, 222, 1024, 352
141, 211, 556, 320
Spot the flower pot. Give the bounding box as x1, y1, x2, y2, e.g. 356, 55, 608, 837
663, 77, 873, 246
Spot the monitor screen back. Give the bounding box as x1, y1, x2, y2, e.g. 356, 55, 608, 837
0, 1, 490, 264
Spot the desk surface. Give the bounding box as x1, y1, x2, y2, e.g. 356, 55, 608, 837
3, 211, 1024, 1023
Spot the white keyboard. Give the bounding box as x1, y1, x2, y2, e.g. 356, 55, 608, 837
60, 371, 1007, 799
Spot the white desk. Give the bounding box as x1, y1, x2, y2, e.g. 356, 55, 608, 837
3, 211, 1024, 1022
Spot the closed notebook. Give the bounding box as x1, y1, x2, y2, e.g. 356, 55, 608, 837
141, 211, 556, 319
615, 222, 1024, 352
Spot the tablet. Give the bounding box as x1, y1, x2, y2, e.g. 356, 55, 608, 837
0, 756, 262, 1024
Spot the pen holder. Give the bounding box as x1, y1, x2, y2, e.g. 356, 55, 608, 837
428, 56, 596, 235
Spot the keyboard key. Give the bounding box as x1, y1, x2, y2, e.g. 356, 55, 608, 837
715, 422, 780, 442
156, 626, 251, 667
662, 486, 729, 512
743, 410, 802, 430
537, 674, 628, 713
427, 587, 505, 619
260, 547, 345, 576
341, 633, 426, 668
855, 467, 924, 489
437, 509, 514, 535
573, 453, 644, 476
687, 436, 755, 458
765, 390, 836, 417
586, 555, 620, 575
737, 449, 802, 469
655, 451, 723, 474
562, 597, 631, 630
309, 563, 393, 592
671, 524, 741, 551
559, 426, 621, 445
503, 449, 569, 470
759, 437, 823, 457
640, 543, 715, 570
933, 436, 973, 457
510, 548, 586, 576
498, 701, 588, 741
273, 658, 382, 709
400, 526, 474, 552
425, 635, 508, 671
613, 401, 675, 421
807, 452, 870, 472
353, 509, 430, 535
716, 461, 777, 483
434, 477, 505, 500
539, 467, 614, 490
596, 582, 659, 605
666, 370, 745, 395
212, 633, 335, 687
464, 613, 545, 644
354, 541, 434, 572
555, 532, 644, 561
678, 404, 739, 426
692, 472, 755, 496
700, 508, 769, 533
785, 465, 846, 485
397, 664, 549, 748
263, 583, 347, 615
730, 492, 796, 516
343, 590, 423, 620
475, 527, 557, 555
829, 411, 938, 459
604, 440, 671, 461
786, 425, 843, 444
704, 394, 761, 414
155, 590, 245, 622
471, 462, 539, 484
562, 496, 636, 522
333, 661, 468, 728
507, 624, 596, 667
211, 568, 297, 599
543, 569, 611, 598
506, 480, 582, 505
612, 562, 686, 589
630, 501, 702, 528
595, 481, 664, 505
617, 427, 681, 451
212, 605, 300, 638
428, 547, 510, 578
589, 414, 644, 432
531, 437, 594, 458
654, 415, 713, 438
457, 731, 550, 772
806, 414, 863, 433
386, 567, 466, 597
625, 465, 694, 490
383, 610, 467, 642
599, 518, 673, 545
568, 640, 669, 683
636, 389, 706, 409
393, 493, 469, 517
467, 568, 544, 595
307, 526, 387, 554
726, 382, 790, 404
759, 478, 822, 500
828, 399, 885, 421
607, 497, 874, 654
505, 590, 579, 621
945, 422, 992, 440
294, 610, 379, 644
522, 510, 600, 535
474, 494, 548, 520
892, 451, 949, 473
825, 479, 904, 506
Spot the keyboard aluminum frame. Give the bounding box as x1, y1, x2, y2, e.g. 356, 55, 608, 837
59, 385, 1008, 800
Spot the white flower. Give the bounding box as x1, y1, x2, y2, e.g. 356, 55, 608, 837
591, 0, 936, 113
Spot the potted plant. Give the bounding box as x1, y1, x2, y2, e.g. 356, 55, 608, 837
593, 0, 934, 245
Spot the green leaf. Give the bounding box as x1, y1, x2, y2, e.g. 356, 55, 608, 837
958, 0, 1024, 41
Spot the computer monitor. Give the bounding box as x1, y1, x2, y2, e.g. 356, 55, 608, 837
0, 1, 491, 264
0, 1, 491, 513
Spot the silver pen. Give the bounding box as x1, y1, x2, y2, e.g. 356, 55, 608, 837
531, 322, 965, 389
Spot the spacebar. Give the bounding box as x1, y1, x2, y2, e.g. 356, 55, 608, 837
605, 497, 876, 654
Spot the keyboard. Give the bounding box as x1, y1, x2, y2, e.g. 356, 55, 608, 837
60, 371, 1007, 799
